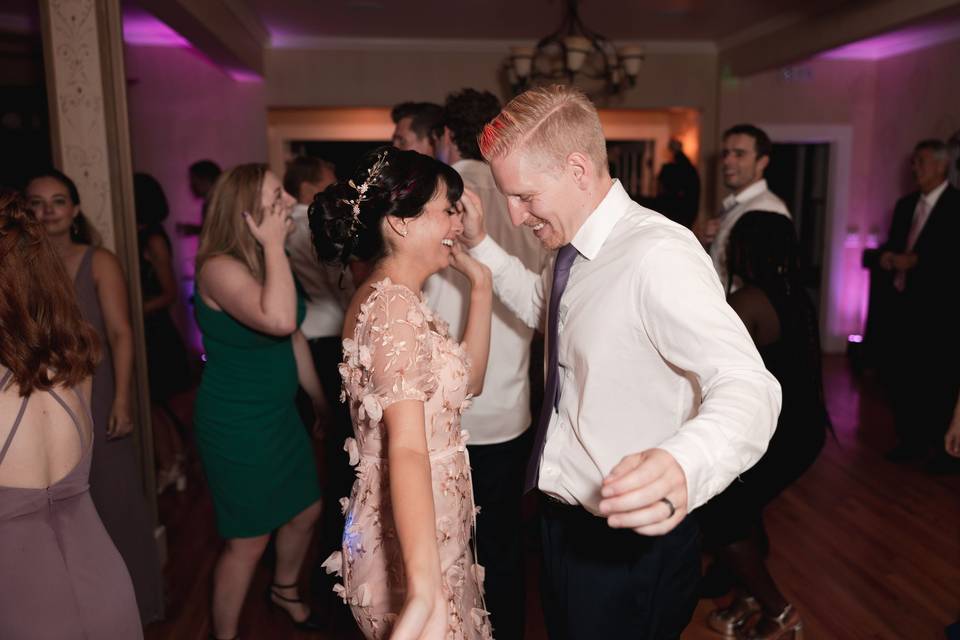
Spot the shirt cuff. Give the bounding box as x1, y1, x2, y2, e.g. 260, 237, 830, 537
656, 429, 738, 513
469, 235, 512, 275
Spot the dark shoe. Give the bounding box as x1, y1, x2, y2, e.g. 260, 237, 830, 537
266, 582, 325, 632
884, 444, 924, 463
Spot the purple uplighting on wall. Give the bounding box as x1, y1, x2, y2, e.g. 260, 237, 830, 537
820, 20, 960, 60
123, 8, 263, 85
226, 68, 264, 83
122, 8, 191, 47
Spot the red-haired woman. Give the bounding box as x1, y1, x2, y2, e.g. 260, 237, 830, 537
0, 192, 142, 639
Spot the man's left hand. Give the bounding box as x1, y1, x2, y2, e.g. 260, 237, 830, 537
598, 448, 687, 536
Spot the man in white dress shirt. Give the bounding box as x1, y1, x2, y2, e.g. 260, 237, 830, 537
426, 88, 546, 640
460, 85, 781, 638
706, 124, 790, 290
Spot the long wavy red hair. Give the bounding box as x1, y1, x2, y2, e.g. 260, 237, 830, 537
0, 190, 100, 396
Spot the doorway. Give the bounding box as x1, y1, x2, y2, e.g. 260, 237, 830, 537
758, 124, 855, 353
765, 142, 831, 307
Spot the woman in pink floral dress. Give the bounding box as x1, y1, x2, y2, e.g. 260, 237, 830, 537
310, 147, 494, 639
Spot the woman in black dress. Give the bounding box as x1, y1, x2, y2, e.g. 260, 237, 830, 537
133, 173, 192, 493
698, 211, 830, 639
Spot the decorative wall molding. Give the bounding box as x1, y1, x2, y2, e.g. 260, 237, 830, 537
42, 0, 116, 248
40, 0, 160, 531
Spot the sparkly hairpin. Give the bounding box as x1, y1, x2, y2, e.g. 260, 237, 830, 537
340, 150, 390, 238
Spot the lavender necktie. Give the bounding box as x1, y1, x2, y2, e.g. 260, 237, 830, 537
524, 243, 579, 493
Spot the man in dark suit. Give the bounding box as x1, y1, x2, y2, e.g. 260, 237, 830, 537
878, 139, 960, 468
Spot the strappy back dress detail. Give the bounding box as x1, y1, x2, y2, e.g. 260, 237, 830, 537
0, 368, 142, 639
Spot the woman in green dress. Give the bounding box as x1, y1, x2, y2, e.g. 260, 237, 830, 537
194, 164, 326, 639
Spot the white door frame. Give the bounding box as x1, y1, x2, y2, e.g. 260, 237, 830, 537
758, 123, 856, 354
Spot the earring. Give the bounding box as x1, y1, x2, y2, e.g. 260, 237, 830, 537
70, 216, 80, 236
386, 217, 408, 238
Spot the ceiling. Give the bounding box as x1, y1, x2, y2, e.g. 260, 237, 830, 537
252, 0, 869, 45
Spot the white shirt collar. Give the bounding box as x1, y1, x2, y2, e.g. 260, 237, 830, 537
923, 180, 949, 209
722, 179, 769, 212
453, 158, 484, 172
570, 179, 630, 261
291, 202, 309, 220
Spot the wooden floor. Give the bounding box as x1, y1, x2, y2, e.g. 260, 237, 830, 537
145, 356, 960, 639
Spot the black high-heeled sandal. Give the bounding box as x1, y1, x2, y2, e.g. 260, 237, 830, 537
266, 582, 325, 631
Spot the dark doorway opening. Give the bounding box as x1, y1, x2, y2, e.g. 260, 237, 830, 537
765, 142, 830, 306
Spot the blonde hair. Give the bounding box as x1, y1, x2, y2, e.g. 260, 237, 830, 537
479, 84, 607, 174
196, 163, 269, 280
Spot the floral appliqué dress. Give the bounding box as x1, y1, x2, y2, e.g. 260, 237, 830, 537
323, 279, 492, 640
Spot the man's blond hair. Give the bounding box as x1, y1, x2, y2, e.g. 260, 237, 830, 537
479, 85, 607, 174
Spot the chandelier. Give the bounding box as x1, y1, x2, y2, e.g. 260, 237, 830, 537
505, 0, 644, 98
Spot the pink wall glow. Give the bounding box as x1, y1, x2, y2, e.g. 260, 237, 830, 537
123, 7, 190, 47
125, 44, 268, 351
820, 19, 960, 60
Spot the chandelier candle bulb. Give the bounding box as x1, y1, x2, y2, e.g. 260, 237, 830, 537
509, 45, 535, 78
617, 45, 645, 77
563, 35, 591, 72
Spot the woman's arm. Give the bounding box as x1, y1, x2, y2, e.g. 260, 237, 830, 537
199, 208, 298, 336
141, 233, 178, 314
92, 248, 135, 439
384, 400, 447, 640
292, 330, 329, 435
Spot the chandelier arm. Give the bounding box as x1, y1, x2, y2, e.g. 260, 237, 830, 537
537, 0, 576, 49
567, 2, 617, 77
566, 0, 583, 36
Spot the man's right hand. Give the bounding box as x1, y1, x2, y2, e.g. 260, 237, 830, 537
459, 188, 487, 248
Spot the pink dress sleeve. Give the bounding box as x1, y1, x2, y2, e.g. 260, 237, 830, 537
359, 286, 436, 410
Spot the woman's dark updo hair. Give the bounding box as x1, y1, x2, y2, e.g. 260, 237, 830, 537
726, 210, 800, 296
309, 146, 463, 266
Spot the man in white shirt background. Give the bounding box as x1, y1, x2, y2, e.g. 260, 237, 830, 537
702, 124, 791, 290
460, 84, 780, 638
876, 139, 960, 469
427, 87, 546, 640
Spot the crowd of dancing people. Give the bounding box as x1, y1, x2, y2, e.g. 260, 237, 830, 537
2, 83, 959, 640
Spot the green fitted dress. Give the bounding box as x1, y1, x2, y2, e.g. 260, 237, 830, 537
194, 289, 320, 538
